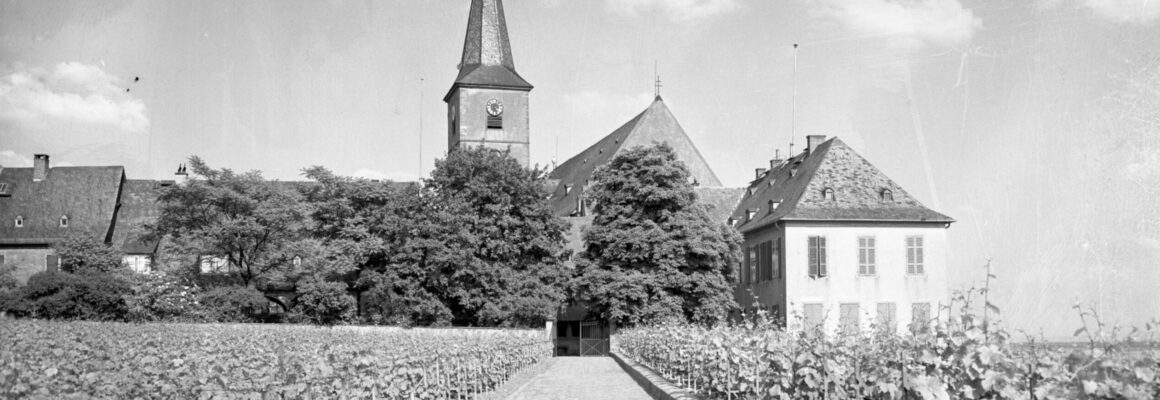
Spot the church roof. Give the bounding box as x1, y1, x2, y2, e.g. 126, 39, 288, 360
0, 166, 125, 245
546, 97, 723, 216
731, 137, 953, 233
446, 0, 532, 100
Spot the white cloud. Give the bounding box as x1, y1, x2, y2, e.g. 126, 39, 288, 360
352, 168, 419, 182
0, 62, 149, 133
1080, 0, 1160, 23
0, 150, 31, 167
604, 0, 738, 22
811, 0, 982, 48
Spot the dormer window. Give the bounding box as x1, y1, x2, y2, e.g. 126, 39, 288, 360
822, 188, 836, 201
0, 182, 10, 196
881, 189, 894, 202
727, 217, 737, 227
768, 179, 776, 187
14, 216, 23, 228
746, 209, 757, 221
768, 200, 780, 212
59, 215, 69, 227
564, 184, 573, 195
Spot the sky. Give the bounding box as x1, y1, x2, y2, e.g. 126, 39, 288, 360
1, 0, 1158, 339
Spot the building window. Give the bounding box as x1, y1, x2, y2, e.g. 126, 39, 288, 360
59, 215, 69, 227
292, 256, 302, 267
199, 255, 229, 274
747, 246, 757, 284
123, 255, 152, 273
771, 238, 782, 279
0, 254, 5, 266
45, 254, 60, 272
14, 216, 22, 228
746, 209, 756, 221
877, 302, 897, 332
881, 189, 894, 202
487, 114, 502, 129
808, 236, 827, 278
839, 303, 860, 335
906, 236, 925, 274
803, 303, 824, 332
911, 302, 931, 334
823, 188, 836, 201
858, 236, 876, 276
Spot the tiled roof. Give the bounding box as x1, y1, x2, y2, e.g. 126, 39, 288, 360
730, 137, 953, 233
546, 97, 723, 216
0, 166, 125, 245
445, 0, 532, 100
695, 187, 746, 224
111, 179, 167, 254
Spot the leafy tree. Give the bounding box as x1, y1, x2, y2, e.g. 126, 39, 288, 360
423, 147, 571, 326
291, 277, 357, 325
150, 156, 311, 286
573, 143, 741, 326
54, 233, 124, 274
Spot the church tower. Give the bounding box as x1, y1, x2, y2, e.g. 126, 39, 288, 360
444, 0, 533, 167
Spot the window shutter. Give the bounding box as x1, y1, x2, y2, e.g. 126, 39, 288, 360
46, 254, 59, 272
808, 237, 818, 277
818, 237, 827, 277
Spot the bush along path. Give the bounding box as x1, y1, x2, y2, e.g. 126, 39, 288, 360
615, 292, 1160, 400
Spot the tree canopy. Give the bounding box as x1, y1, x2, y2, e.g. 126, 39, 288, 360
573, 143, 740, 326
150, 156, 310, 286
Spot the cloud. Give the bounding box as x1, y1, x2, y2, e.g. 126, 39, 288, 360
0, 150, 31, 167
1079, 0, 1160, 23
604, 0, 738, 22
811, 0, 982, 48
0, 62, 149, 133
352, 168, 419, 182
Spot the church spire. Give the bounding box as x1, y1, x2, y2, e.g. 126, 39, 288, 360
448, 0, 532, 94
460, 0, 516, 70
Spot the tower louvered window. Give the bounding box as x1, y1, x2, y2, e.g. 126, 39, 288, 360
487, 114, 502, 129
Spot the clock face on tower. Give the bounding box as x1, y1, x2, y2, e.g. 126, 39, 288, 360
486, 99, 504, 116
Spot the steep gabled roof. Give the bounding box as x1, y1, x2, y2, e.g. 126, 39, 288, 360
546, 97, 723, 216
731, 137, 953, 233
445, 0, 532, 100
0, 166, 125, 245
111, 179, 167, 254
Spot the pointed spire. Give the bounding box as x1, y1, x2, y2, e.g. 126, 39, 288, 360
447, 0, 532, 97
460, 0, 515, 70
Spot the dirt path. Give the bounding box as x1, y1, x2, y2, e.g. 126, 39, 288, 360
503, 357, 653, 400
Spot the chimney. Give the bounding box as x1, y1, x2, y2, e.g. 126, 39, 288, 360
174, 163, 188, 185
755, 168, 768, 179
770, 149, 784, 169
807, 135, 826, 155
33, 154, 49, 181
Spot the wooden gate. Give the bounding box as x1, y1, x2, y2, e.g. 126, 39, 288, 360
579, 320, 609, 356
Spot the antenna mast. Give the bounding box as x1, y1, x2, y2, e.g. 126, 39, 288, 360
790, 43, 799, 156
419, 77, 424, 178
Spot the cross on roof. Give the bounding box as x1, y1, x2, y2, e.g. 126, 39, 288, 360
654, 75, 663, 98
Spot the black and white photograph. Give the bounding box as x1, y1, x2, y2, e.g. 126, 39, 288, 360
1, 0, 1158, 398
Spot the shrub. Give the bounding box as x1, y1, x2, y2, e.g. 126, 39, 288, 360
199, 286, 269, 322
292, 278, 356, 325
5, 271, 131, 320
123, 271, 204, 322
54, 234, 125, 274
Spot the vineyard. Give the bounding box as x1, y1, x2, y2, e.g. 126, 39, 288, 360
615, 309, 1160, 399
1, 320, 551, 399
